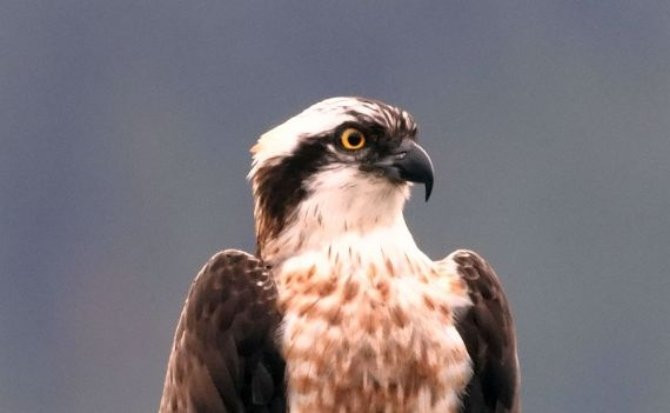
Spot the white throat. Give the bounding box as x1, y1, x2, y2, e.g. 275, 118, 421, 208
261, 165, 425, 266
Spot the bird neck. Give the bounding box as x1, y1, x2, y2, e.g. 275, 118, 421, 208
258, 184, 423, 266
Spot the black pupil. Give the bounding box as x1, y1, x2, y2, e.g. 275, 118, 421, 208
347, 133, 362, 147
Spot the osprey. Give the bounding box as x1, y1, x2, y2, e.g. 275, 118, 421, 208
159, 97, 520, 412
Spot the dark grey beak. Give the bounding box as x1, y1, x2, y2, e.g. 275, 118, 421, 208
379, 139, 435, 201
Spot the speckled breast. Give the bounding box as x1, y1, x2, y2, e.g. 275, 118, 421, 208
276, 256, 472, 413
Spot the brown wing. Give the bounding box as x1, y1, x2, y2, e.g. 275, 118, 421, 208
159, 249, 286, 413
451, 250, 521, 413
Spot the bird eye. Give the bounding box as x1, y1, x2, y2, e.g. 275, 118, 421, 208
339, 128, 366, 150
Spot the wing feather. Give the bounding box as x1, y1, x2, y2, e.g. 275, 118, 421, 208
450, 249, 521, 413
159, 249, 285, 413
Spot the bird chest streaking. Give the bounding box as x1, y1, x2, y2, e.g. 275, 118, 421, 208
159, 97, 520, 413
275, 234, 473, 412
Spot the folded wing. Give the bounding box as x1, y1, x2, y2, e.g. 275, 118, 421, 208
450, 250, 521, 413
159, 250, 286, 413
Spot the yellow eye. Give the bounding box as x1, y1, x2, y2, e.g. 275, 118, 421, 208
340, 128, 366, 150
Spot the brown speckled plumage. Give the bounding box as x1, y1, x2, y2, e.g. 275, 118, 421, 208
276, 256, 471, 412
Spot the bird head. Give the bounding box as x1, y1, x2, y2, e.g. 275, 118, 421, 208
249, 97, 434, 259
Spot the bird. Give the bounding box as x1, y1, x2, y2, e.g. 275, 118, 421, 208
158, 97, 520, 413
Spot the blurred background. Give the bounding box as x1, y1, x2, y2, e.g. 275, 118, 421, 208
1, 1, 669, 412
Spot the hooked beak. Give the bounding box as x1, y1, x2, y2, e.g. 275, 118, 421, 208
378, 139, 435, 201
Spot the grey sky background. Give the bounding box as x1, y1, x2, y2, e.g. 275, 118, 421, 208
1, 1, 669, 412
